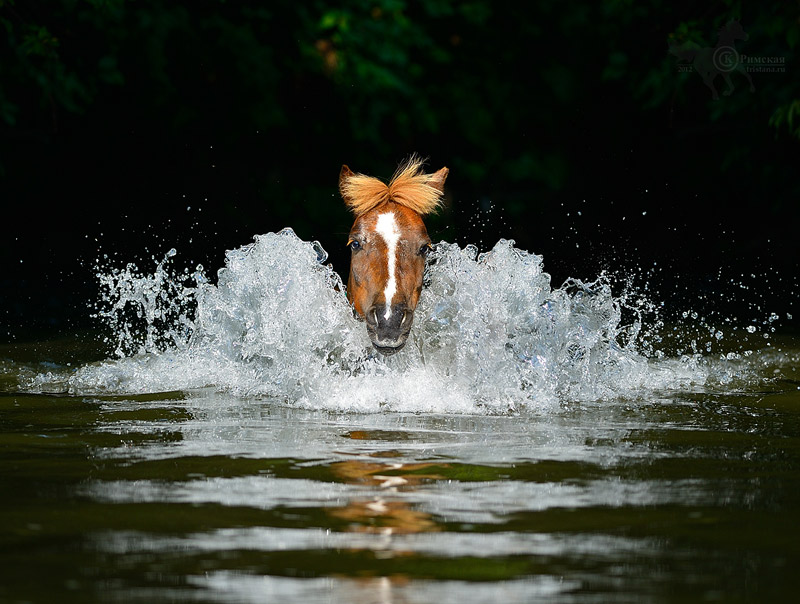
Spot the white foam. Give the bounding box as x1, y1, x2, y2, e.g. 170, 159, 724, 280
28, 229, 766, 414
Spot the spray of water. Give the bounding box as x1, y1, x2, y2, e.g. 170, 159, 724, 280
27, 229, 786, 413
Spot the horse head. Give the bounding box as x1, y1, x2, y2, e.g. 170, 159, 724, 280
339, 157, 448, 355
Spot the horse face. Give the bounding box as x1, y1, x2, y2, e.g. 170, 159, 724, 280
348, 203, 431, 355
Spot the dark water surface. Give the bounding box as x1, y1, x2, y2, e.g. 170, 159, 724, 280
2, 336, 800, 603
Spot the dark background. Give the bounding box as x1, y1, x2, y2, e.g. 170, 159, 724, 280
1, 0, 798, 342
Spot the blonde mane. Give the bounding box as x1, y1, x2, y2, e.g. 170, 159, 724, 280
342, 156, 445, 216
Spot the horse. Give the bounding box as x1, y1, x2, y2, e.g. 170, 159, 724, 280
339, 157, 448, 355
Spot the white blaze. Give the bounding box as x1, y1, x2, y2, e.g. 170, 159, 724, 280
374, 212, 400, 320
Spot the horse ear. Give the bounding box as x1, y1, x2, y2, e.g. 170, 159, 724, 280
339, 165, 355, 202
428, 167, 449, 193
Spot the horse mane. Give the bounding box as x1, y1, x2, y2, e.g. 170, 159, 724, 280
341, 156, 445, 216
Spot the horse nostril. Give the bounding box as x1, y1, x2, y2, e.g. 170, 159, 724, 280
368, 305, 412, 330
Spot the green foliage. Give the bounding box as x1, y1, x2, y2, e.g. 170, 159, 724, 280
0, 0, 797, 210
620, 1, 800, 141
770, 99, 800, 139
307, 0, 459, 144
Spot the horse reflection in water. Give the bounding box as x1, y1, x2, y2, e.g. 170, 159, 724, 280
325, 430, 444, 537
327, 458, 443, 535
340, 156, 448, 355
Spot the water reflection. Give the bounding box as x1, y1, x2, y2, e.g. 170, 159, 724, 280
6, 374, 791, 603
327, 457, 444, 535
183, 572, 578, 604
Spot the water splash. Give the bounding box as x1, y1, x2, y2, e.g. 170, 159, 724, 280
28, 229, 781, 413
92, 247, 203, 358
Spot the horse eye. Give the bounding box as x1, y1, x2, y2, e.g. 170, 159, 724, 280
349, 239, 361, 251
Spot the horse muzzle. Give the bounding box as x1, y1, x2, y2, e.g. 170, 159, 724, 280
365, 303, 414, 355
